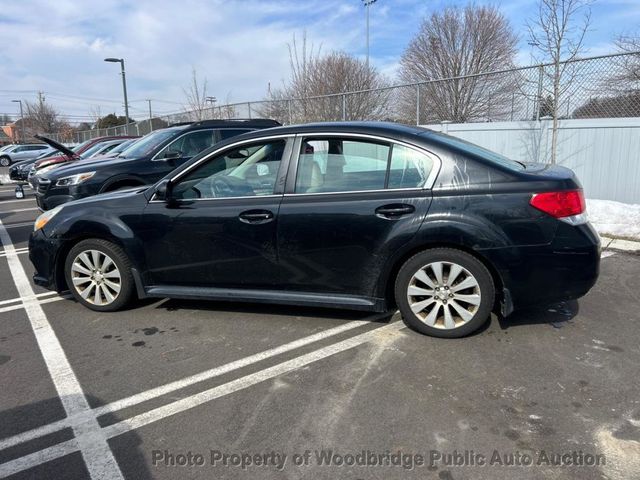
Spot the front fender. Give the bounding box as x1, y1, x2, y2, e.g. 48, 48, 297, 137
100, 174, 147, 193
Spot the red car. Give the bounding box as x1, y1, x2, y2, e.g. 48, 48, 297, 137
32, 134, 138, 171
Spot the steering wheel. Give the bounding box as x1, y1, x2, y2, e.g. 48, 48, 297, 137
211, 176, 236, 197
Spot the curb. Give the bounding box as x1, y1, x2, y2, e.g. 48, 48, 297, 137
601, 235, 640, 253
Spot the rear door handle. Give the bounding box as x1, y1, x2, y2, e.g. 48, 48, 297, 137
375, 204, 415, 219
238, 209, 274, 224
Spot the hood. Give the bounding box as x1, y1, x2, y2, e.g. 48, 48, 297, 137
64, 184, 149, 208
36, 154, 75, 169
43, 155, 136, 180
36, 150, 120, 170
34, 135, 77, 158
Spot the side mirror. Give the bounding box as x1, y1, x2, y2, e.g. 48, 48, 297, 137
162, 151, 182, 161
154, 179, 172, 201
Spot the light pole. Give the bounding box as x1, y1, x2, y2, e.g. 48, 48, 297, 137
104, 58, 130, 128
11, 100, 25, 144
146, 99, 154, 131
362, 0, 377, 70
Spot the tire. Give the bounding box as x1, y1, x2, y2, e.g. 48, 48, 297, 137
0, 156, 11, 167
395, 248, 495, 338
64, 239, 135, 312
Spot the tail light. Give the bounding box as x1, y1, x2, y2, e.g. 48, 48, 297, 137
530, 190, 587, 224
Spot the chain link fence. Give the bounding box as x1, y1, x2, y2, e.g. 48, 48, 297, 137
47, 51, 640, 143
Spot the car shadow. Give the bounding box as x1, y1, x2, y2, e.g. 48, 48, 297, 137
497, 300, 580, 331
0, 394, 150, 479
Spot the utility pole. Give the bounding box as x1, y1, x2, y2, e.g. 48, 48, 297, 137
362, 0, 377, 70
146, 99, 153, 131
206, 96, 217, 119
11, 100, 25, 144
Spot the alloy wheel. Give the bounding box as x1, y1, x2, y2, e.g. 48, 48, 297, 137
406, 261, 481, 330
70, 249, 122, 306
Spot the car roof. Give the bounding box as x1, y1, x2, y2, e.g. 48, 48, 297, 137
174, 118, 281, 129
210, 121, 431, 146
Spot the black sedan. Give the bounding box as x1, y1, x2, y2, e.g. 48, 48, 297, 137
29, 122, 600, 338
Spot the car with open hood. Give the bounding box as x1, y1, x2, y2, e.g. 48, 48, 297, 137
28, 134, 138, 179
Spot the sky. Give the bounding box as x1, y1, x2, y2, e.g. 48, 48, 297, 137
0, 0, 638, 124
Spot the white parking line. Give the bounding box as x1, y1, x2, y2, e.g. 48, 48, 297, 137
0, 219, 124, 480
0, 320, 404, 477
0, 207, 39, 214
3, 221, 33, 229
0, 290, 57, 306
0, 198, 35, 204
0, 313, 385, 450
0, 294, 71, 313
0, 247, 28, 258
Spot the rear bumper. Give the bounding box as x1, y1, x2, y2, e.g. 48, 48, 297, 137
482, 222, 600, 310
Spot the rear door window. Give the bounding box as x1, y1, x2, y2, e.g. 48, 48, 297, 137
295, 138, 390, 193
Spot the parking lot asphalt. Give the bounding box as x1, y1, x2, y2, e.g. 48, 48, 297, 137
0, 182, 638, 480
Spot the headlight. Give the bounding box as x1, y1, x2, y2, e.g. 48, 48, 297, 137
55, 171, 96, 187
34, 205, 64, 231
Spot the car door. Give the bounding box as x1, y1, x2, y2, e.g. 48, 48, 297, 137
11, 146, 31, 161
139, 135, 293, 288
277, 134, 438, 298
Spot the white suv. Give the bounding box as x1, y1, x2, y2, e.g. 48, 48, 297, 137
0, 144, 52, 166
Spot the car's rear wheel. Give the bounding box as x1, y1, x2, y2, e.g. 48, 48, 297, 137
0, 156, 11, 167
395, 248, 495, 338
64, 239, 135, 311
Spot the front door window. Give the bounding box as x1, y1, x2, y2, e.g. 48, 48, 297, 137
172, 140, 287, 199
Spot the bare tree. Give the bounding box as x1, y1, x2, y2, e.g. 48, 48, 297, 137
398, 4, 519, 124
24, 92, 60, 134
182, 67, 209, 121
88, 105, 102, 128
527, 0, 592, 163
260, 33, 391, 123
606, 33, 640, 92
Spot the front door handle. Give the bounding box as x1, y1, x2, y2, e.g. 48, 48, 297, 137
375, 204, 415, 219
239, 209, 274, 224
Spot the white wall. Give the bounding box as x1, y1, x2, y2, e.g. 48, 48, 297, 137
423, 117, 640, 204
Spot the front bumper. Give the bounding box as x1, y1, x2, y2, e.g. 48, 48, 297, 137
29, 229, 62, 291
35, 192, 75, 211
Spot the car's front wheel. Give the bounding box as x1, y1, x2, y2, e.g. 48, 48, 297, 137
0, 156, 11, 167
395, 248, 495, 338
64, 239, 135, 311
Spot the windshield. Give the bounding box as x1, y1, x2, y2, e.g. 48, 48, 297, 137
118, 128, 182, 159
36, 149, 58, 159
108, 139, 136, 155
424, 132, 524, 171
80, 141, 113, 159
71, 139, 94, 152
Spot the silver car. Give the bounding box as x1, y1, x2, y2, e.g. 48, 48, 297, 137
0, 144, 52, 166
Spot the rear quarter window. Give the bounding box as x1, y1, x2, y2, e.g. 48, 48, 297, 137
425, 132, 524, 172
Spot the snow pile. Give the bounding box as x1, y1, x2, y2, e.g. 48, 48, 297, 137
0, 174, 10, 185
587, 199, 640, 241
